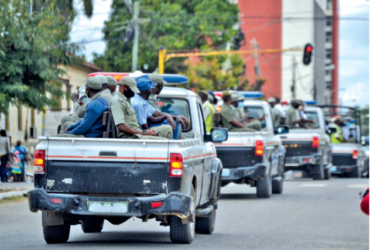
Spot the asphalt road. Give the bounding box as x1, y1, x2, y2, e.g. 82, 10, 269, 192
0, 178, 368, 250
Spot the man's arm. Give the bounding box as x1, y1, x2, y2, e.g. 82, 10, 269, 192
230, 119, 245, 128
67, 105, 101, 135
116, 124, 157, 136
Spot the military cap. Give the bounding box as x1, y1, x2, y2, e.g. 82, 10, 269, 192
268, 97, 276, 103
238, 94, 245, 102
118, 76, 140, 93
232, 93, 240, 102
208, 93, 214, 103
223, 90, 231, 97
135, 75, 152, 91
95, 75, 108, 84
106, 76, 117, 86
198, 90, 209, 100
149, 73, 167, 87
297, 100, 304, 105
86, 76, 102, 90
290, 99, 300, 105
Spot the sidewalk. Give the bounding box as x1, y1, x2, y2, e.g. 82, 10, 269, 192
0, 182, 33, 200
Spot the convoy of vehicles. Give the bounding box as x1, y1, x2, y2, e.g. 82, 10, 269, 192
27, 73, 367, 245
214, 99, 288, 198
28, 74, 228, 244
281, 105, 333, 180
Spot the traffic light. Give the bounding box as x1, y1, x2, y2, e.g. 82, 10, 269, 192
303, 44, 313, 65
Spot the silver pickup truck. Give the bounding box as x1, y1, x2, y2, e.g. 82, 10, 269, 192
27, 77, 228, 244
282, 106, 332, 180
215, 100, 287, 198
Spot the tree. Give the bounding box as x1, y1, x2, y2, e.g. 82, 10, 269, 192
0, 0, 82, 114
33, 0, 94, 18
93, 0, 239, 73
182, 54, 250, 92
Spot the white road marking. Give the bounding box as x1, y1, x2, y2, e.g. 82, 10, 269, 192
300, 184, 328, 187
347, 184, 368, 188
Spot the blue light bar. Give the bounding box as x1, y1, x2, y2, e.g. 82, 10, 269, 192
238, 91, 264, 99
304, 100, 317, 105
161, 74, 188, 84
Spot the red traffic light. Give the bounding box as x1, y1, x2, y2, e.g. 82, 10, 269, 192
306, 46, 313, 53
303, 43, 313, 65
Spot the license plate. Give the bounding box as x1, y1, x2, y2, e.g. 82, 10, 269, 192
88, 201, 128, 213
222, 169, 230, 177
293, 172, 303, 178
331, 166, 337, 172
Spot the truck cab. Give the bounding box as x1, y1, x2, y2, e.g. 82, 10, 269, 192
214, 99, 287, 198
27, 73, 227, 244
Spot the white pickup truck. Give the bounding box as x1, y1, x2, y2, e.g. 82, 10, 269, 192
27, 74, 228, 244
215, 99, 288, 198
282, 105, 332, 180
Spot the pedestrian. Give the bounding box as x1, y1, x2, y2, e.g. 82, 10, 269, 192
199, 91, 216, 132
13, 140, 28, 182
0, 130, 11, 183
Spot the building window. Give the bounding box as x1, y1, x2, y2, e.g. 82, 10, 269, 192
17, 102, 22, 131
326, 49, 332, 59
326, 81, 332, 89
326, 32, 332, 43
31, 108, 35, 127
325, 70, 331, 75
62, 79, 71, 110
5, 114, 9, 131
326, 18, 332, 27
327, 0, 332, 10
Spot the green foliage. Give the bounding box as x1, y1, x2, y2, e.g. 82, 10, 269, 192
0, 0, 82, 114
93, 0, 239, 73
182, 55, 250, 92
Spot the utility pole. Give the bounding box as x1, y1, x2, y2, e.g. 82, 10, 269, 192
131, 1, 139, 72
252, 38, 261, 76
291, 56, 296, 99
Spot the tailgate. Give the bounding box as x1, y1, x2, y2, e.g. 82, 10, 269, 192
45, 138, 171, 195
280, 133, 317, 156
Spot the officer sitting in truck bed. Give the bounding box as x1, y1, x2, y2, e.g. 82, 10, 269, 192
110, 76, 173, 140
220, 91, 259, 132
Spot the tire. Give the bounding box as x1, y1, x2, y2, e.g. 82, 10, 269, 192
195, 209, 216, 234
312, 163, 324, 180
324, 167, 331, 180
272, 177, 284, 194
81, 218, 104, 233
351, 167, 360, 178
256, 175, 271, 198
43, 224, 70, 244
170, 186, 195, 244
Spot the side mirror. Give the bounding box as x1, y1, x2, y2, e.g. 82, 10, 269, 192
275, 126, 289, 135
210, 128, 228, 142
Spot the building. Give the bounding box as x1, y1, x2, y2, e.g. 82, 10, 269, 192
237, 0, 339, 104
0, 62, 101, 148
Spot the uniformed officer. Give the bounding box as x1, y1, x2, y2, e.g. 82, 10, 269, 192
106, 76, 117, 95
110, 76, 173, 140
220, 91, 256, 132
330, 118, 345, 143
95, 75, 113, 103
148, 73, 165, 111
285, 99, 301, 128
199, 91, 216, 132
231, 93, 243, 122
268, 97, 281, 128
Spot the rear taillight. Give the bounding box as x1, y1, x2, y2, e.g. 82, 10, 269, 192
312, 136, 319, 148
255, 140, 264, 156
170, 153, 183, 177
352, 150, 359, 159
33, 150, 46, 174
151, 202, 163, 208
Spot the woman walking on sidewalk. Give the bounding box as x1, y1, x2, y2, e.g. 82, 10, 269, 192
13, 140, 28, 182
0, 130, 11, 182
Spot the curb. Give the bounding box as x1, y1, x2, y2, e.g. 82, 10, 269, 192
0, 190, 29, 200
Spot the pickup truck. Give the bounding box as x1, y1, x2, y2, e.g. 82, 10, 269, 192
320, 105, 366, 178
282, 105, 332, 180
215, 99, 287, 198
27, 74, 228, 244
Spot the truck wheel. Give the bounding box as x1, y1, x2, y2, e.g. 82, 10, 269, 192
312, 164, 324, 180
324, 168, 331, 180
195, 209, 216, 234
170, 186, 195, 244
272, 177, 284, 194
256, 175, 271, 198
351, 167, 360, 178
81, 218, 104, 233
43, 224, 70, 244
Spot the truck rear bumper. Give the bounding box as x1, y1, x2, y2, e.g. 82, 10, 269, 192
221, 164, 267, 183
331, 165, 358, 175
284, 154, 321, 169
28, 188, 191, 218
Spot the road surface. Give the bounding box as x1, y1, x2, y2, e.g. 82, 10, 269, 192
0, 178, 368, 250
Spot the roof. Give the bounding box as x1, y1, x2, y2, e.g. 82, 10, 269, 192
82, 61, 102, 72
160, 87, 197, 99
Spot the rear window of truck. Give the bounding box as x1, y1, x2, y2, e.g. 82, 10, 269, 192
305, 111, 320, 128
244, 106, 267, 129
157, 97, 192, 129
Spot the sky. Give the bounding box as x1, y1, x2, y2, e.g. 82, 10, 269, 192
70, 0, 369, 108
